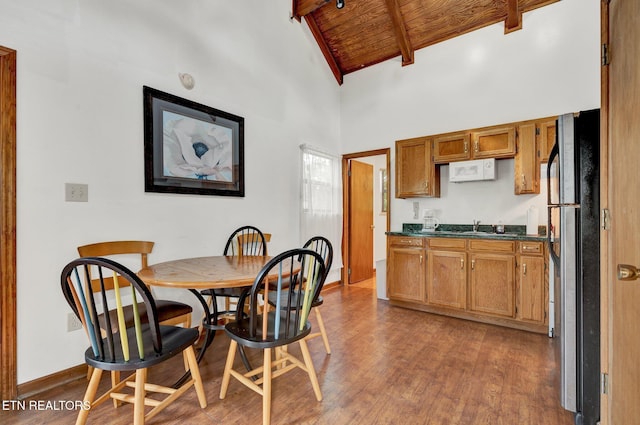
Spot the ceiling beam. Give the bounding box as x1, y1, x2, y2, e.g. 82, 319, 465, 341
504, 0, 522, 33
383, 0, 414, 66
304, 14, 344, 85
292, 0, 331, 20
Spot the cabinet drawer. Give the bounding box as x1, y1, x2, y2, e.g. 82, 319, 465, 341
519, 241, 544, 255
389, 236, 425, 248
428, 238, 466, 250
468, 239, 515, 253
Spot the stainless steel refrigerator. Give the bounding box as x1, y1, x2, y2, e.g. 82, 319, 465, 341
547, 109, 600, 425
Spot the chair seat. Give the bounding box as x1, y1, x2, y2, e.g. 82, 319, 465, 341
99, 300, 192, 330
86, 325, 199, 371
224, 312, 311, 349
267, 291, 324, 309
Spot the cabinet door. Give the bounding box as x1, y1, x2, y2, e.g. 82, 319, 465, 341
395, 137, 439, 198
537, 119, 556, 163
433, 132, 470, 163
514, 123, 540, 194
517, 255, 545, 323
469, 253, 515, 317
427, 250, 466, 309
471, 126, 516, 159
387, 247, 426, 303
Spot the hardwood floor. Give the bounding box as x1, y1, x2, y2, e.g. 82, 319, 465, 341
2, 278, 574, 424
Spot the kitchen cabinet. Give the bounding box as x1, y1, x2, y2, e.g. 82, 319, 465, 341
468, 239, 515, 317
387, 235, 548, 334
427, 238, 467, 310
387, 236, 426, 302
433, 132, 471, 163
433, 126, 516, 164
516, 241, 547, 323
514, 123, 540, 194
469, 252, 515, 317
395, 137, 440, 198
537, 118, 557, 163
470, 125, 516, 159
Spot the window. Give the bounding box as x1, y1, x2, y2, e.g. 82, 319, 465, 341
300, 145, 342, 269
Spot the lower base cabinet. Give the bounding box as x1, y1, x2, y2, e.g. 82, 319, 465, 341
469, 252, 515, 317
517, 255, 546, 322
387, 237, 426, 303
387, 235, 548, 334
427, 250, 466, 310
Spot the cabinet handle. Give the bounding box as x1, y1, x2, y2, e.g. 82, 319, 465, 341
460, 258, 464, 269
425, 181, 429, 191
464, 141, 468, 153
474, 140, 479, 152
523, 245, 536, 251
420, 255, 423, 264
523, 263, 527, 276
471, 259, 475, 270
522, 174, 526, 187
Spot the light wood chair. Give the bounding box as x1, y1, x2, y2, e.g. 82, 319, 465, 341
219, 248, 327, 425
61, 257, 207, 425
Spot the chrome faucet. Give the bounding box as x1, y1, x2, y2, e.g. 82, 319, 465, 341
473, 219, 480, 232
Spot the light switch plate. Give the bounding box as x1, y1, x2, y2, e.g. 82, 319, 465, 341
65, 183, 88, 202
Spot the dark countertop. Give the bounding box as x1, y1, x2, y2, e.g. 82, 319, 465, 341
387, 223, 547, 242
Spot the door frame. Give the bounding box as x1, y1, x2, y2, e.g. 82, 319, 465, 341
342, 148, 390, 286
599, 1, 610, 422
0, 45, 17, 400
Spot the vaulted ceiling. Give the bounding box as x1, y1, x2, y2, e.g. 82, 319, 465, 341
292, 0, 559, 84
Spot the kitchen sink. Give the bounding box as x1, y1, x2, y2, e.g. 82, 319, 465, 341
460, 231, 519, 237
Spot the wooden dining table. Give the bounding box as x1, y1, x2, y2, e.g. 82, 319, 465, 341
138, 255, 281, 386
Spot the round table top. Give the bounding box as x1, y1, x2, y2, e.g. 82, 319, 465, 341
138, 255, 274, 290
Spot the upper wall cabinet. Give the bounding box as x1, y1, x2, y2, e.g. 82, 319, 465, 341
433, 125, 516, 164
433, 132, 471, 163
471, 126, 516, 159
537, 118, 557, 163
396, 136, 440, 198
395, 115, 557, 198
514, 123, 539, 194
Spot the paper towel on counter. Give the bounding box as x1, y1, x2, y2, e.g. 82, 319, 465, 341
526, 206, 539, 235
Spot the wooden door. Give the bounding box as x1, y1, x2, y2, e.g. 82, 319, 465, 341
0, 46, 17, 400
605, 1, 640, 423
349, 160, 373, 283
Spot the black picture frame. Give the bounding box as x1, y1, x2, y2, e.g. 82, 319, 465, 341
143, 86, 244, 197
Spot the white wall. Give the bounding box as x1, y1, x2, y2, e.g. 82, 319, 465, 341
0, 0, 340, 383
340, 0, 601, 230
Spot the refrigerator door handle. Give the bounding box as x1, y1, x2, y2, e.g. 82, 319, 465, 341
547, 142, 559, 205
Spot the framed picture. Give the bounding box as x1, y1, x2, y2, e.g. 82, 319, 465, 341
143, 86, 244, 197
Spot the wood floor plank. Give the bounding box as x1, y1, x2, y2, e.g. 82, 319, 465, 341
1, 278, 574, 424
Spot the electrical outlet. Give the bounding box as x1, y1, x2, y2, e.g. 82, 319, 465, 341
65, 183, 88, 202
67, 312, 83, 332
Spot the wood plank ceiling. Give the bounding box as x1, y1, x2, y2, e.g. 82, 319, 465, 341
292, 0, 559, 85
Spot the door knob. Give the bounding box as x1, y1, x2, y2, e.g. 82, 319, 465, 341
617, 264, 640, 281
